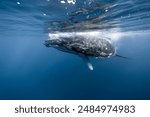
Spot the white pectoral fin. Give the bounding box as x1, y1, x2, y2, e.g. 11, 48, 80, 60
81, 55, 94, 71
87, 61, 93, 71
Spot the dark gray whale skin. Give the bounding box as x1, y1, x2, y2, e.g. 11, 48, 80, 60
44, 36, 115, 58
44, 35, 116, 70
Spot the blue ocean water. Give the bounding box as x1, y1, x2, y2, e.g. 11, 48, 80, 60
0, 0, 150, 99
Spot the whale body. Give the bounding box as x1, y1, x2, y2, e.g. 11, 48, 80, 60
44, 32, 116, 70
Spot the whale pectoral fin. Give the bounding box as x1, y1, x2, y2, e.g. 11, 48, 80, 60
80, 55, 93, 71
86, 60, 94, 71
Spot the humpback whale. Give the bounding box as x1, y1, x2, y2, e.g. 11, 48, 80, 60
44, 31, 117, 70
44, 2, 130, 70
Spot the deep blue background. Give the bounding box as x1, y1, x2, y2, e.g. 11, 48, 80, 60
0, 0, 150, 99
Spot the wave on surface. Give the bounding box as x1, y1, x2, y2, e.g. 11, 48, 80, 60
47, 0, 150, 42
0, 0, 150, 41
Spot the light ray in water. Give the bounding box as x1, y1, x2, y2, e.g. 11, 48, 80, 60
48, 29, 150, 43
